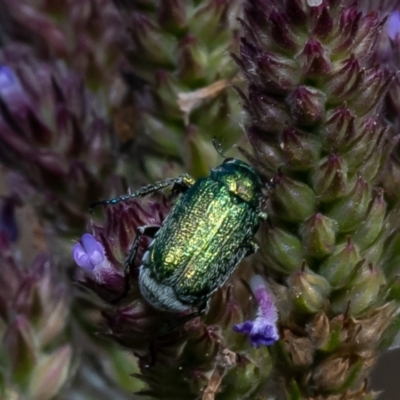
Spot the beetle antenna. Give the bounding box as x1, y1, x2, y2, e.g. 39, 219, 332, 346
212, 137, 226, 158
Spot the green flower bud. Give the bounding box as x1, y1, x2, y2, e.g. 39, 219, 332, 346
300, 213, 336, 258
247, 48, 299, 94
360, 231, 384, 266
382, 158, 400, 203
349, 68, 392, 117
288, 265, 331, 314
342, 120, 387, 172
28, 345, 72, 400
281, 127, 321, 171
287, 86, 326, 127
268, 173, 317, 223
247, 126, 285, 174
185, 126, 220, 177
358, 138, 386, 182
222, 349, 271, 399
386, 276, 400, 302
311, 154, 349, 201
299, 39, 331, 80
38, 297, 69, 347
155, 70, 182, 119
157, 0, 186, 34
319, 237, 361, 288
321, 107, 355, 151
246, 88, 288, 134
3, 316, 37, 389
331, 262, 383, 316
189, 0, 236, 53
260, 223, 303, 274
382, 232, 400, 278
287, 380, 302, 400
319, 315, 347, 353
353, 190, 386, 250
178, 35, 206, 84
326, 176, 371, 233
142, 113, 181, 157
184, 321, 219, 368
325, 56, 360, 103
131, 15, 175, 76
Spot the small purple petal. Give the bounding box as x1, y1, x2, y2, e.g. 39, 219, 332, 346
73, 233, 112, 275
233, 321, 254, 334
249, 317, 279, 348
81, 233, 105, 262
72, 242, 94, 271
388, 11, 400, 40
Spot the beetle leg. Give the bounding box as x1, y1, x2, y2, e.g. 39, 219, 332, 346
90, 173, 196, 211
258, 211, 268, 221
197, 299, 210, 316
124, 225, 161, 273
170, 174, 196, 198
110, 225, 160, 304
246, 240, 259, 256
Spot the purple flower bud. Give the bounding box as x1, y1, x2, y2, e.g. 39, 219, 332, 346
72, 233, 110, 273
233, 275, 279, 347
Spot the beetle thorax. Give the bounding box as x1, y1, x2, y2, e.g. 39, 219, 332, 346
211, 159, 261, 206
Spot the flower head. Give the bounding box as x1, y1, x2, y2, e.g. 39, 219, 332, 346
72, 233, 125, 302
233, 275, 279, 347
73, 233, 109, 272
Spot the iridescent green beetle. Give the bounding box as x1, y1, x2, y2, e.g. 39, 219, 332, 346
91, 150, 266, 312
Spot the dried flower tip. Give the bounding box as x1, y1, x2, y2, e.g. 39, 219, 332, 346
73, 233, 109, 272
233, 275, 279, 347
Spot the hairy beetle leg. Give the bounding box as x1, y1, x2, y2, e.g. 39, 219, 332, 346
89, 174, 195, 211
246, 240, 259, 256
110, 225, 160, 304
124, 225, 161, 273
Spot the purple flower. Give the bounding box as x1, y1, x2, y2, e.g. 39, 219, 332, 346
72, 233, 127, 302
73, 233, 111, 273
388, 10, 400, 40
233, 275, 279, 347
0, 66, 22, 97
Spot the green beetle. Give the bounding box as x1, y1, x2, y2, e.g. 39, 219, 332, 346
91, 155, 266, 312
